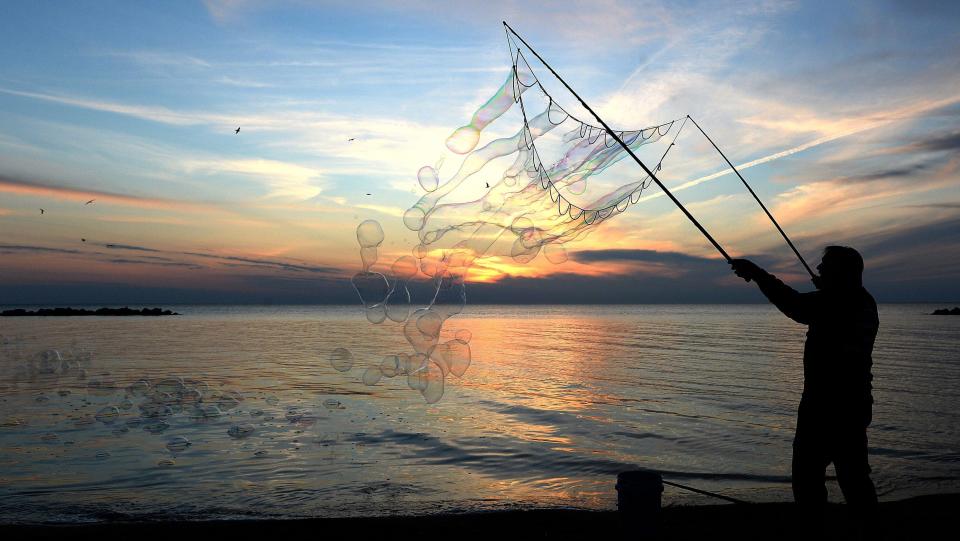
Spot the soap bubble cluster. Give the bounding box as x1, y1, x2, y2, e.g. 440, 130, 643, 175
1, 341, 355, 465
339, 54, 681, 403
341, 218, 473, 404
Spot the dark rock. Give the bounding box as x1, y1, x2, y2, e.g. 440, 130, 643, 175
931, 307, 960, 315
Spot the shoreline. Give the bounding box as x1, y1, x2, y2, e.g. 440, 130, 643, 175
2, 494, 956, 540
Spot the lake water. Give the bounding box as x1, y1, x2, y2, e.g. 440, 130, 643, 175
1, 304, 957, 523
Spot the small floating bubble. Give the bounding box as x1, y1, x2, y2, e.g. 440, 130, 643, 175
357, 219, 385, 248
362, 366, 382, 386
254, 450, 269, 458
95, 406, 120, 424
157, 458, 176, 467
217, 395, 241, 411
180, 388, 202, 404
143, 420, 170, 434
285, 408, 305, 423
95, 450, 111, 461
322, 398, 344, 410
250, 409, 264, 417
418, 165, 440, 192
119, 399, 134, 410
166, 436, 192, 453
228, 424, 255, 439
329, 348, 353, 372
265, 395, 280, 406
35, 394, 50, 403
391, 256, 419, 280
380, 355, 400, 378
57, 390, 71, 397
41, 433, 59, 442
190, 404, 222, 420
127, 379, 150, 396
154, 377, 185, 394
454, 329, 472, 343
112, 426, 129, 436
139, 402, 173, 418
544, 243, 568, 264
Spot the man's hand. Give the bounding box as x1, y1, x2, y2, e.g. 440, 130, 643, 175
811, 274, 823, 290
730, 259, 764, 283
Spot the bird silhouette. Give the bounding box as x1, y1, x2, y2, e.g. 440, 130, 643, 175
365, 193, 371, 196
39, 209, 44, 215
85, 199, 95, 205
81, 238, 86, 242
348, 138, 356, 142
235, 127, 241, 134
485, 182, 490, 188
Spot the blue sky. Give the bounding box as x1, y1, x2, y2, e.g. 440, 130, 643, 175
1, 1, 959, 303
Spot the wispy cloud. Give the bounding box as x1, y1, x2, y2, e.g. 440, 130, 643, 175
0, 87, 216, 126
183, 158, 326, 200
0, 176, 219, 212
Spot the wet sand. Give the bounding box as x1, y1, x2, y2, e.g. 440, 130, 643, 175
3, 494, 956, 540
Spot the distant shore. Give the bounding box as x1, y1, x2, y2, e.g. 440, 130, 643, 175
1, 494, 956, 540
0, 307, 179, 317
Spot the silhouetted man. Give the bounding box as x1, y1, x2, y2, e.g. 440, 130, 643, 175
731, 246, 878, 524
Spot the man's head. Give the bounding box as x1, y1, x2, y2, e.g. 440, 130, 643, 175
816, 245, 864, 289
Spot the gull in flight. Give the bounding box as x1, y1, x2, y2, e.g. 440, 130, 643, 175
40, 208, 45, 215
85, 199, 95, 205
235, 127, 241, 134
348, 138, 356, 142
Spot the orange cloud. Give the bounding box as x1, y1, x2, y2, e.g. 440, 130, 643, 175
0, 176, 218, 212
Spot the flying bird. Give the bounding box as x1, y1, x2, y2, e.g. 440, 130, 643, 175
365, 193, 371, 196
39, 209, 44, 215
485, 182, 490, 188
81, 238, 86, 242
85, 199, 95, 205
348, 138, 356, 142
235, 127, 241, 134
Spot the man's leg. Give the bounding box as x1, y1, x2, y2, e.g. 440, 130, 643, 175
834, 426, 878, 520
792, 410, 829, 507
793, 411, 830, 537
792, 435, 829, 505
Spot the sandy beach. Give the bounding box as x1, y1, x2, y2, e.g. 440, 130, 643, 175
3, 494, 957, 540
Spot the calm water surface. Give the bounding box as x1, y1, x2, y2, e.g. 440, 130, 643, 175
0, 304, 957, 523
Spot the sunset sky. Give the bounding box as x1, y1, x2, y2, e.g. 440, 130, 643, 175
1, 0, 958, 304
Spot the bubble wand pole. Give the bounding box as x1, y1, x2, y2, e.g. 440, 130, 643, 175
686, 115, 816, 279
503, 21, 731, 263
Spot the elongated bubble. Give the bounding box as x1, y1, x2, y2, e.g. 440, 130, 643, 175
360, 246, 379, 272
445, 61, 533, 154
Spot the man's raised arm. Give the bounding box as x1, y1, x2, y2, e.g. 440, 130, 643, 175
730, 259, 815, 325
